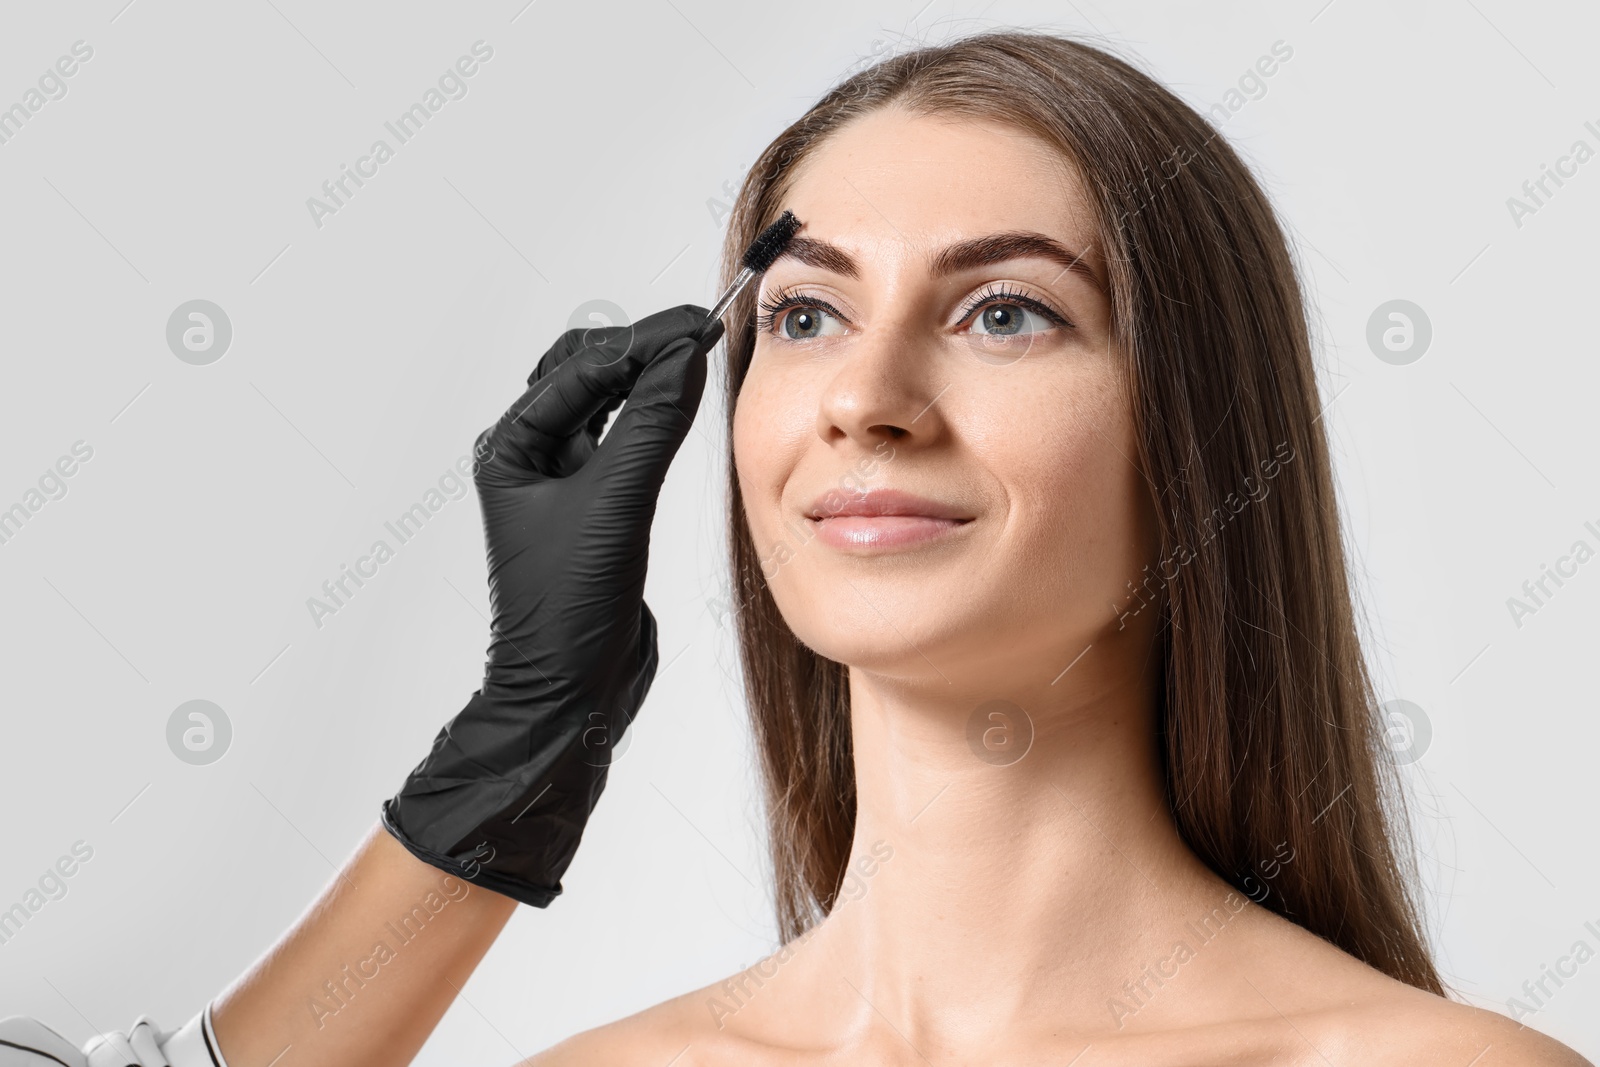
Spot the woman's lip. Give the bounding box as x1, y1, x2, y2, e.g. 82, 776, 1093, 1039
808, 514, 972, 550
805, 488, 973, 521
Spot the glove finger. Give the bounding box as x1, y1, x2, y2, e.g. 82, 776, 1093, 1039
515, 304, 709, 442
589, 327, 712, 506
478, 304, 709, 481
575, 316, 718, 446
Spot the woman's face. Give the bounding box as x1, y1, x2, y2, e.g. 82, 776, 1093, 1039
733, 107, 1157, 689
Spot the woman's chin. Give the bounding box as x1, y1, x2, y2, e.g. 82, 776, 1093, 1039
784, 614, 1007, 690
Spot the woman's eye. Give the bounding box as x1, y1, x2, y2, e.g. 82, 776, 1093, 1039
757, 289, 1068, 342
776, 305, 844, 340
970, 301, 1055, 337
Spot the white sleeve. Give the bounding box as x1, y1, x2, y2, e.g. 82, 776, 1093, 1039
0, 1001, 228, 1067
150, 1002, 229, 1067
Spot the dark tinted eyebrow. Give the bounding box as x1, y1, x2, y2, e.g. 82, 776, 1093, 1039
773, 230, 1103, 291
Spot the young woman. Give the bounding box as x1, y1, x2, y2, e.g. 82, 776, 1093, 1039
2, 28, 1588, 1067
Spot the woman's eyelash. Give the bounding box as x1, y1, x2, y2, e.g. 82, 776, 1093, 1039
754, 285, 844, 334
957, 283, 1075, 329
752, 283, 1075, 335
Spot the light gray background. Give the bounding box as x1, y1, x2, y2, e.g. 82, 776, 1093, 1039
1, 0, 1595, 1060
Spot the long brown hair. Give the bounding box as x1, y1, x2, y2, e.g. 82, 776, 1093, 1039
715, 29, 1442, 995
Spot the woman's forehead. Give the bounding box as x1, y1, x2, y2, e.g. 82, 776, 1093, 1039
776, 108, 1100, 276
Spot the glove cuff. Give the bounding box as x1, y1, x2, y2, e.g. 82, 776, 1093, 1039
379, 796, 562, 908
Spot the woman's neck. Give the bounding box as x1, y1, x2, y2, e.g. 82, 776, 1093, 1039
800, 635, 1243, 1046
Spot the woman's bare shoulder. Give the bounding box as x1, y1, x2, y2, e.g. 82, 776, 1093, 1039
1209, 902, 1591, 1065
1246, 918, 1592, 1066
513, 980, 749, 1067
1308, 983, 1592, 1066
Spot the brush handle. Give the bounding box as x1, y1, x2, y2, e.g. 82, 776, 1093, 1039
706, 264, 755, 323
691, 264, 755, 349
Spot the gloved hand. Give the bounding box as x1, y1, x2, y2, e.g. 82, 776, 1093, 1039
380, 303, 720, 907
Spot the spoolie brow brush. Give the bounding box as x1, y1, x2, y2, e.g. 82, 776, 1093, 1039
689, 209, 803, 348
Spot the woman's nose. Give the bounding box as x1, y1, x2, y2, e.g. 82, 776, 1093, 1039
814, 316, 946, 447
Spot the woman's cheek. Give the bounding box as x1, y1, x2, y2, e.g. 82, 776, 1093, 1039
1015, 387, 1146, 599
731, 408, 771, 540
732, 369, 800, 549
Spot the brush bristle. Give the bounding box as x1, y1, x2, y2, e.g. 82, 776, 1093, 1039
741, 209, 802, 274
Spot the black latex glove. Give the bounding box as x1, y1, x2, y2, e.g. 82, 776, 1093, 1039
380, 303, 721, 906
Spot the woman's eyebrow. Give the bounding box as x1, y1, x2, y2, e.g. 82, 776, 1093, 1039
775, 231, 1103, 291
933, 231, 1103, 291
776, 235, 862, 277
